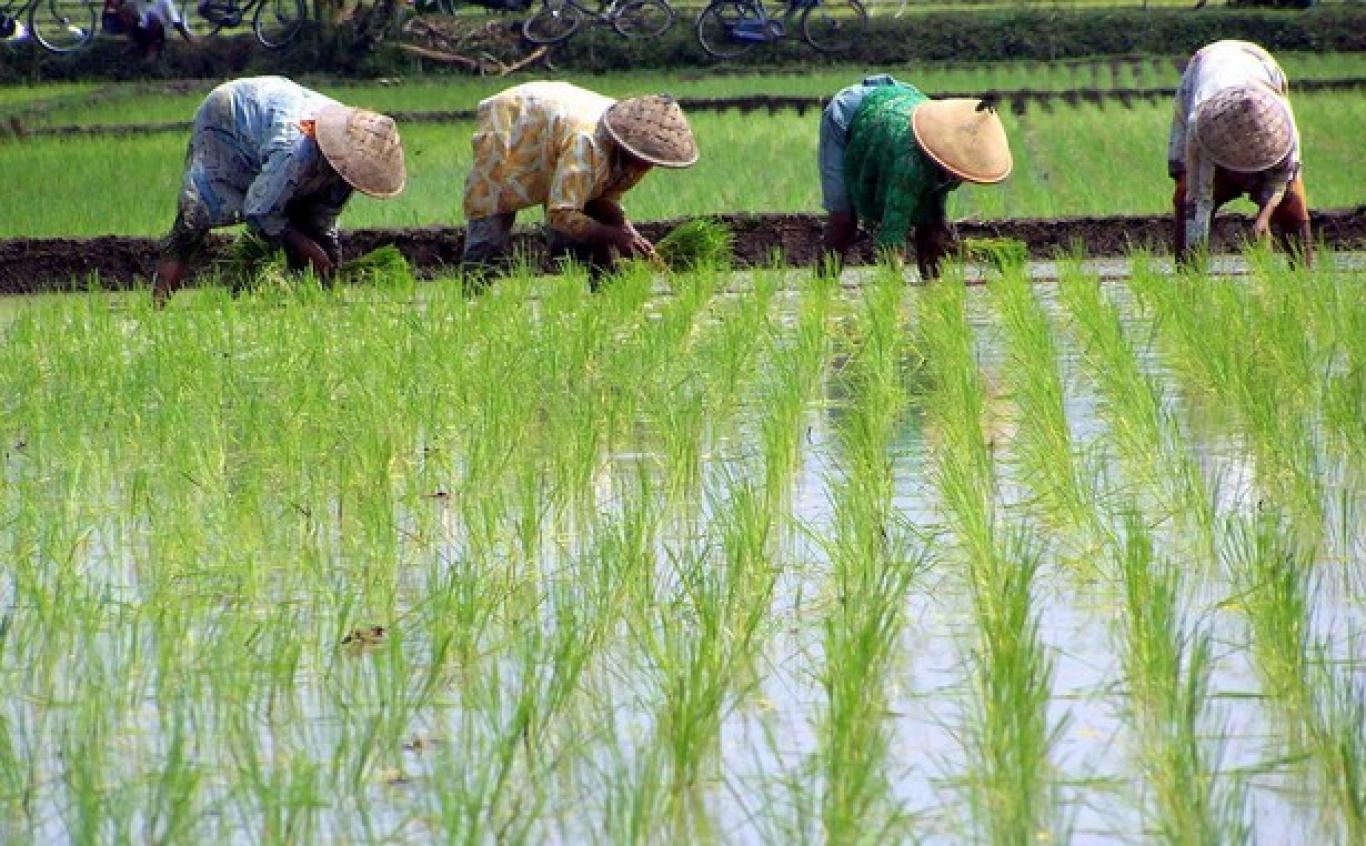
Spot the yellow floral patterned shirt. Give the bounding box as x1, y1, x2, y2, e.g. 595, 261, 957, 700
462, 81, 647, 237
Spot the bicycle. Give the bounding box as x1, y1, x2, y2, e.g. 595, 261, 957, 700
0, 0, 98, 52
522, 0, 673, 45
695, 0, 865, 60
195, 0, 305, 48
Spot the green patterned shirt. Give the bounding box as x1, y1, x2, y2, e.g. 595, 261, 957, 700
844, 85, 955, 249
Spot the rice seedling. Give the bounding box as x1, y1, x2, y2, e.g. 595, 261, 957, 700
914, 275, 1064, 846
1128, 256, 1328, 530
1222, 508, 1366, 841
963, 237, 1028, 274
816, 264, 921, 843
1111, 512, 1248, 846
653, 218, 735, 271
1057, 261, 1214, 555
988, 263, 1102, 546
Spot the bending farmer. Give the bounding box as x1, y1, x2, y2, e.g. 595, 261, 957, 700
1169, 40, 1311, 266
461, 82, 698, 276
154, 76, 406, 302
819, 75, 1012, 279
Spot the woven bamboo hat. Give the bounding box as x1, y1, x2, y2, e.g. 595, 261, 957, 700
315, 105, 407, 198
911, 98, 1013, 184
601, 95, 699, 169
1192, 84, 1294, 173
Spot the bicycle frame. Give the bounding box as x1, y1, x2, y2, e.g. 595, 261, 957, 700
727, 0, 806, 43
0, 0, 33, 26
200, 0, 264, 29
555, 0, 624, 25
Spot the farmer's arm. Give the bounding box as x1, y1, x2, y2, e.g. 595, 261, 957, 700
589, 161, 649, 227
547, 137, 649, 256
292, 180, 354, 266
1181, 136, 1216, 261
244, 141, 334, 275
1268, 174, 1313, 268
913, 190, 955, 281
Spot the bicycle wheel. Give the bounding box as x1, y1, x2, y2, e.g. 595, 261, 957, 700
28, 0, 96, 53
613, 0, 672, 39
801, 0, 865, 54
522, 0, 582, 44
695, 0, 762, 60
252, 0, 305, 49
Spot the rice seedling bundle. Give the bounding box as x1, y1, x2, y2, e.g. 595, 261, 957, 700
653, 219, 734, 271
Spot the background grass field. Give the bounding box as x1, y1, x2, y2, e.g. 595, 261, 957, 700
2, 87, 1362, 237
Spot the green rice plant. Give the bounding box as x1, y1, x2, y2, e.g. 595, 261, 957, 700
219, 230, 286, 283
989, 263, 1101, 546
914, 276, 1064, 846
336, 244, 411, 282
963, 237, 1028, 274
1221, 510, 1365, 841
650, 476, 777, 835
757, 272, 835, 503
1314, 667, 1366, 843
1112, 512, 1248, 846
1136, 257, 1327, 530
817, 264, 921, 843
4, 250, 1366, 842
654, 219, 734, 272
1057, 262, 1214, 557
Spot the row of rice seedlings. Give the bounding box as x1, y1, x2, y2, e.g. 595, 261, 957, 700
913, 276, 1063, 845
1225, 512, 1366, 841
988, 263, 1246, 839
1110, 512, 1249, 844
817, 265, 922, 842
757, 272, 837, 503
640, 476, 778, 838
1126, 257, 1327, 530
987, 263, 1104, 550
1314, 261, 1366, 471
1056, 263, 1215, 559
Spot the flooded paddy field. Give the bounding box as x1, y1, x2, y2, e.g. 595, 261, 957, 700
1, 257, 1363, 843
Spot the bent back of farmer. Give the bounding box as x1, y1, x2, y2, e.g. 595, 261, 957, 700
819, 74, 1012, 279
155, 76, 406, 302
461, 80, 698, 277
1169, 40, 1310, 265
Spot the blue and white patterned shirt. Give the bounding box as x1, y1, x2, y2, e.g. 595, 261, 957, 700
182, 76, 351, 240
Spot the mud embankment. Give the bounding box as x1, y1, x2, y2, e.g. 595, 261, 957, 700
2, 210, 1363, 294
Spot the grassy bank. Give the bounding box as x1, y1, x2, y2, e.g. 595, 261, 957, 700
1, 90, 1363, 237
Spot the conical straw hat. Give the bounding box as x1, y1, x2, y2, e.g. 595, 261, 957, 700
910, 98, 1013, 184
315, 105, 407, 198
1193, 84, 1294, 173
601, 95, 699, 169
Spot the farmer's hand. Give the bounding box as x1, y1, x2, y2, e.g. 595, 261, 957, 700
153, 257, 190, 306
611, 225, 654, 259
916, 222, 955, 281
1252, 207, 1276, 242
282, 229, 335, 278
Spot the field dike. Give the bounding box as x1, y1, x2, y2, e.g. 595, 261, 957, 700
2, 209, 1363, 293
